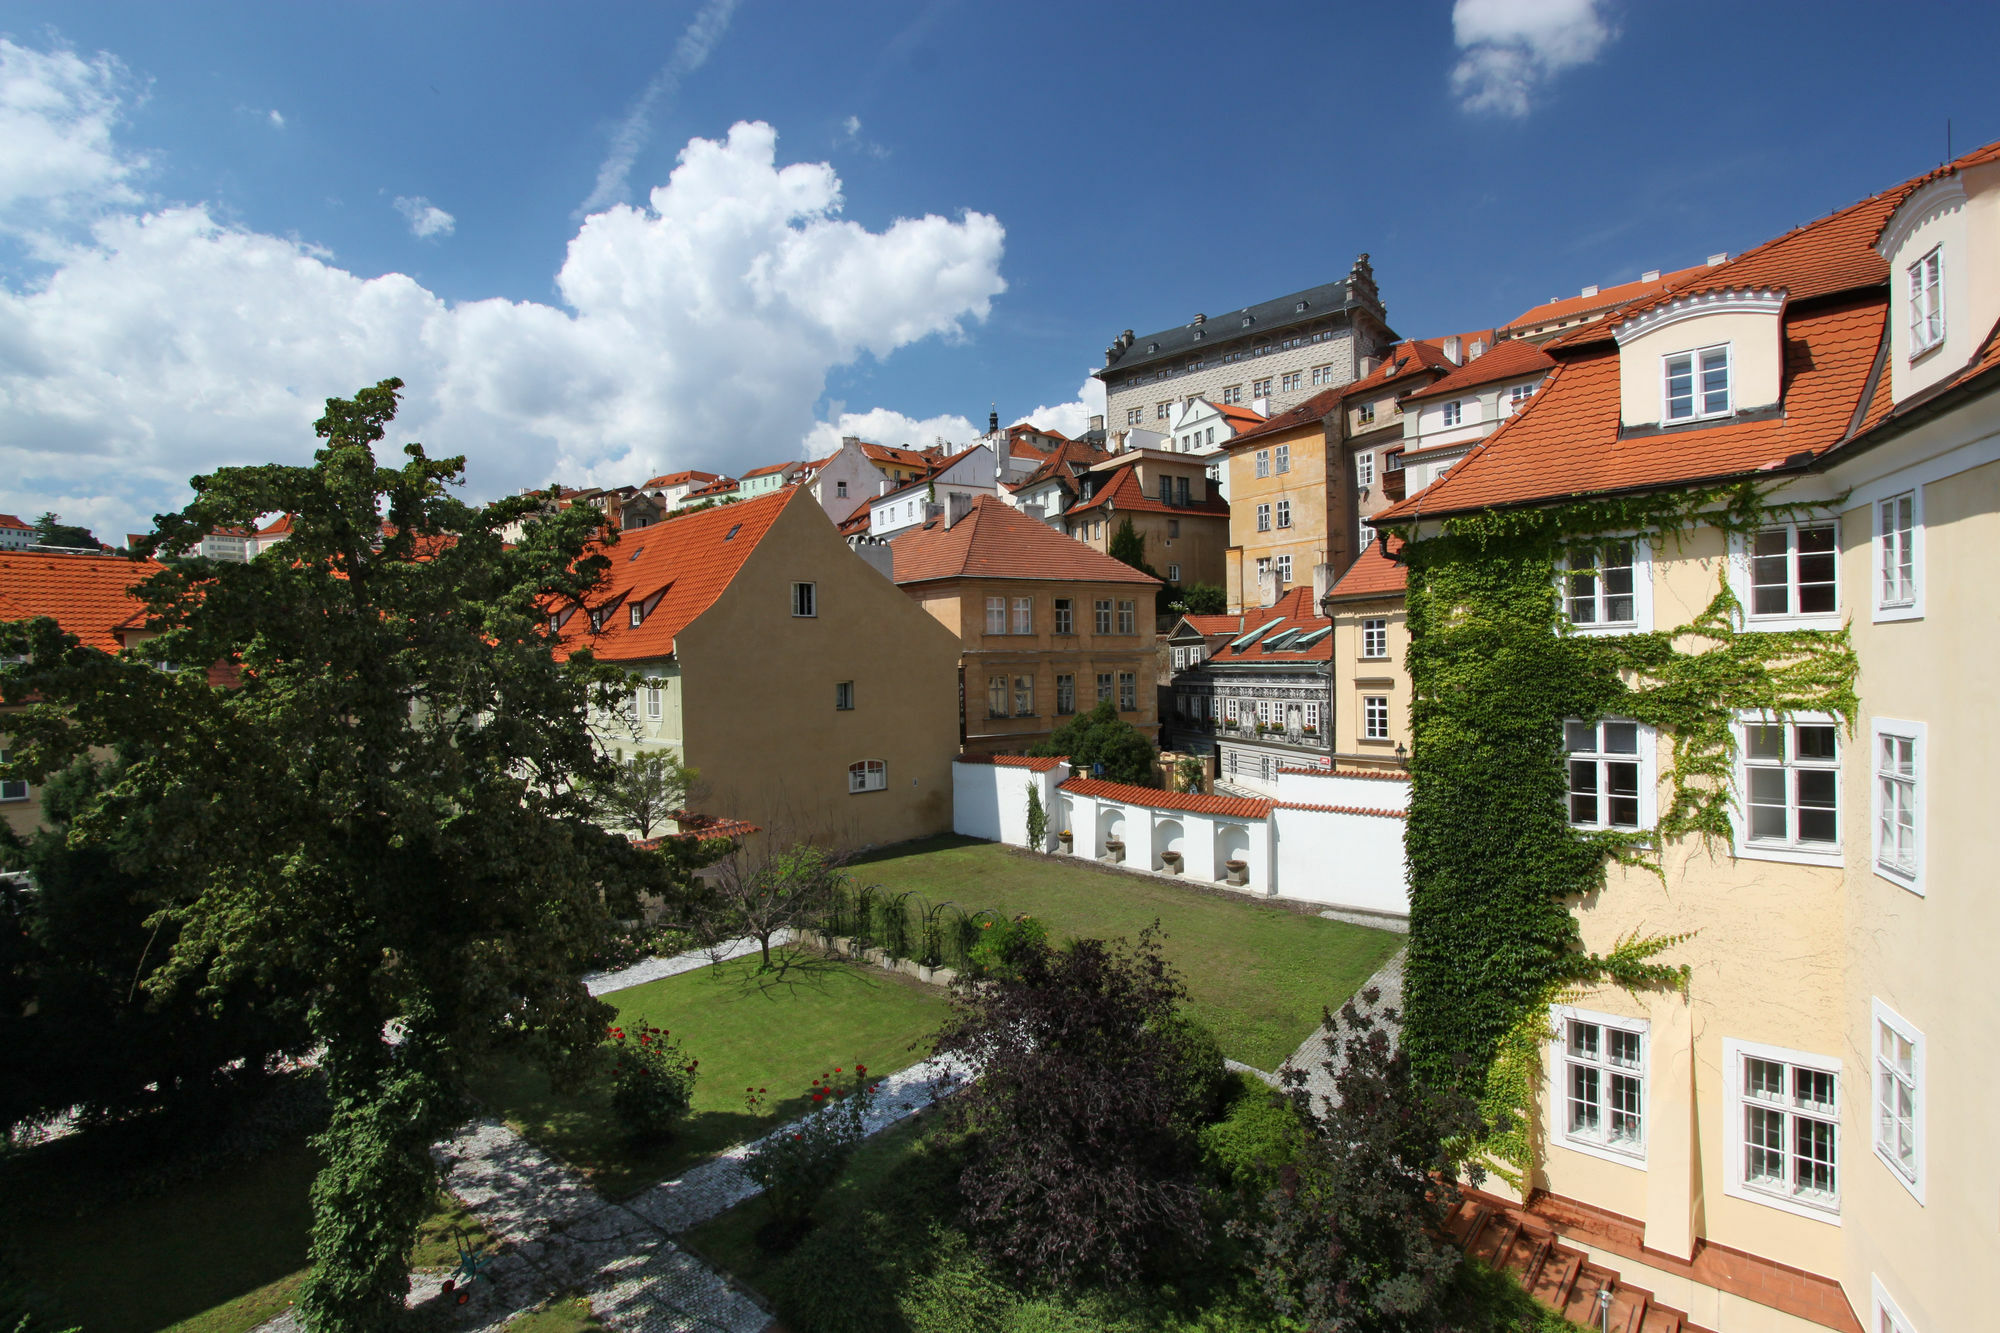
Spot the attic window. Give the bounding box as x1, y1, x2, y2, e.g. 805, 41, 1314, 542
629, 603, 643, 628
1241, 316, 1253, 327
1296, 301, 1308, 313
724, 524, 741, 541
629, 546, 644, 561
1148, 342, 1159, 353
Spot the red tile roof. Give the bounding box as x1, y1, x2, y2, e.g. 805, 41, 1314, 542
1058, 776, 1271, 819
631, 811, 760, 846
1063, 460, 1230, 519
1213, 401, 1267, 431
641, 470, 722, 489
835, 508, 872, 536
0, 550, 165, 652
549, 488, 794, 662
956, 753, 1067, 771
740, 461, 797, 480
1006, 439, 1110, 494
1180, 586, 1332, 662
1499, 264, 1714, 339
0, 514, 30, 532
1277, 766, 1408, 780
254, 513, 294, 538
684, 478, 739, 500
1325, 538, 1407, 601
1398, 338, 1555, 402
890, 495, 1159, 586
1273, 801, 1406, 819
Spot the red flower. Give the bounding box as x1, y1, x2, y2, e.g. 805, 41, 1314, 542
793, 1133, 802, 1141
834, 1066, 842, 1073
856, 1064, 866, 1074
812, 1092, 824, 1102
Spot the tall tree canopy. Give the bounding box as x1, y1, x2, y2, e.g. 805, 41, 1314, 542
31, 511, 98, 550
1030, 699, 1159, 786
0, 380, 673, 1329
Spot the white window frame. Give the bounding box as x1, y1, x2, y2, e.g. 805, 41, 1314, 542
987, 675, 1008, 718
1558, 538, 1653, 636
835, 680, 854, 711
1723, 1037, 1842, 1223
1873, 1276, 1918, 1333
1275, 444, 1291, 473
644, 684, 663, 720
1053, 597, 1073, 635
1055, 673, 1075, 715
1440, 400, 1462, 428
1358, 520, 1377, 549
629, 603, 644, 628
986, 596, 1008, 635
1276, 555, 1292, 583
1011, 596, 1033, 635
1281, 370, 1302, 392
1252, 377, 1271, 398
1873, 489, 1923, 622
1550, 1006, 1649, 1167
1276, 499, 1291, 529
1166, 562, 1180, 582
1255, 450, 1271, 478
1871, 999, 1924, 1202
1871, 718, 1924, 894
1095, 599, 1113, 634
1510, 382, 1536, 406
1733, 710, 1843, 868
1362, 694, 1390, 740
1117, 671, 1137, 711
1564, 717, 1657, 832
848, 759, 886, 794
1357, 401, 1375, 426
1908, 246, 1944, 357
1361, 618, 1387, 659
792, 582, 817, 618
1356, 452, 1374, 487
1730, 519, 1841, 630
1663, 343, 1733, 422
1256, 503, 1271, 533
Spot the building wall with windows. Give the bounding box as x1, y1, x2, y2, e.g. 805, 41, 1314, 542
1221, 419, 1330, 612
1327, 591, 1410, 768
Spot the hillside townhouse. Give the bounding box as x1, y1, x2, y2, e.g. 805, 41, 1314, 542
551, 488, 961, 850
1161, 586, 1332, 793
867, 443, 997, 539
888, 496, 1160, 758
1001, 439, 1113, 525
0, 516, 31, 551
805, 437, 948, 523
639, 470, 725, 512
1496, 259, 1726, 345
1386, 337, 1555, 496
1094, 253, 1398, 447
734, 461, 807, 500
1375, 142, 2000, 1333
1161, 396, 1269, 498
1059, 450, 1230, 590
1318, 538, 1411, 771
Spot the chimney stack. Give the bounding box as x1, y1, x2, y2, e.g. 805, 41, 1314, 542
1641, 269, 1661, 282
1192, 312, 1207, 325
1089, 413, 1103, 432
1443, 334, 1461, 365
946, 491, 975, 528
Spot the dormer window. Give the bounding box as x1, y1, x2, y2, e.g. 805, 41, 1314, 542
629, 603, 644, 628
589, 608, 605, 632
1909, 247, 1943, 356
1665, 345, 1731, 421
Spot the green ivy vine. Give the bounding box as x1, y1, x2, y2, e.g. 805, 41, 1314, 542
1389, 480, 1858, 1179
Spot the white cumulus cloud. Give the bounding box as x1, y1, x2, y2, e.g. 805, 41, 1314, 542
0, 50, 1007, 545
1011, 375, 1106, 440
393, 194, 455, 239
0, 38, 143, 240
801, 407, 977, 460
1450, 0, 1614, 117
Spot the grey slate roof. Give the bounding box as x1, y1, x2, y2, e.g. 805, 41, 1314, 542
1097, 276, 1371, 377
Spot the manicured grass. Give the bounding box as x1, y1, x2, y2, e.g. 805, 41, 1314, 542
472, 955, 951, 1197
0, 1122, 490, 1333
849, 836, 1403, 1070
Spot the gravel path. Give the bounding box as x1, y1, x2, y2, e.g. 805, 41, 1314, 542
1278, 947, 1406, 1115
582, 933, 791, 997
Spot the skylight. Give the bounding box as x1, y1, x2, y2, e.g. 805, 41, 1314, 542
1292, 626, 1332, 647
1228, 616, 1285, 650
1263, 629, 1302, 651
724, 524, 741, 541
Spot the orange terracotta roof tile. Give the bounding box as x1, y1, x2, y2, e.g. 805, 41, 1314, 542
0, 514, 31, 531
955, 753, 1067, 771
0, 550, 165, 652
1058, 776, 1271, 819
1213, 401, 1268, 430
859, 442, 934, 469
890, 495, 1159, 586
1399, 339, 1555, 402
1177, 586, 1332, 662
1011, 439, 1109, 493
549, 488, 795, 662
1273, 801, 1407, 819
1499, 265, 1713, 338
836, 508, 872, 536
1276, 766, 1408, 780
1326, 538, 1407, 600
740, 461, 797, 480
1064, 460, 1230, 520
641, 470, 722, 489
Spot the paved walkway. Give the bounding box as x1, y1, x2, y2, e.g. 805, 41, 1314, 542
1279, 947, 1406, 1115
254, 939, 963, 1333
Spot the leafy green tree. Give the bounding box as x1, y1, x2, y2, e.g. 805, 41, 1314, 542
30, 512, 97, 550
586, 749, 696, 839
0, 379, 678, 1331
1025, 783, 1047, 851
1030, 699, 1158, 786
1170, 583, 1227, 615
1107, 515, 1155, 577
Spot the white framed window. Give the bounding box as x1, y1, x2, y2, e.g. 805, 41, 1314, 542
1275, 444, 1291, 473
1224, 697, 1239, 724
835, 680, 854, 711
987, 675, 1008, 718
1255, 556, 1271, 580
1012, 596, 1032, 635
1205, 427, 1215, 446
1510, 382, 1536, 406
1440, 400, 1462, 428
1281, 371, 1302, 392
1118, 671, 1136, 711
1872, 999, 1923, 1201
626, 602, 642, 629
1742, 521, 1838, 623
0, 749, 27, 803
1874, 490, 1922, 621
1664, 344, 1731, 421
1872, 718, 1923, 892
1255, 450, 1271, 478
1166, 562, 1180, 582
589, 608, 605, 631
1873, 1277, 1918, 1333
1363, 695, 1390, 740
792, 582, 816, 617
1054, 598, 1073, 635
1117, 599, 1136, 634
1311, 363, 1338, 386
1209, 694, 1221, 721
1303, 701, 1320, 733
1560, 540, 1651, 634
1565, 718, 1654, 831
986, 596, 1008, 634
1356, 452, 1374, 486
1252, 377, 1271, 397
1362, 618, 1387, 659
1552, 1007, 1648, 1165
1357, 402, 1376, 426
1095, 599, 1113, 634
1724, 1038, 1841, 1221
848, 759, 886, 794
1256, 503, 1271, 533
1736, 713, 1841, 866
1358, 520, 1377, 549
644, 684, 663, 720
1276, 500, 1292, 528
1013, 674, 1034, 716
1055, 673, 1075, 715
836, 479, 847, 497
1908, 246, 1943, 356
1275, 554, 1292, 583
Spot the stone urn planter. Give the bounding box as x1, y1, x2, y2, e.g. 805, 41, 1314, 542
1225, 858, 1249, 887
1104, 838, 1126, 864
1160, 850, 1183, 874
1058, 830, 1073, 854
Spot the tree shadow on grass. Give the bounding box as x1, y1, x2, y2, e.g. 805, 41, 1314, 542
698, 946, 894, 1002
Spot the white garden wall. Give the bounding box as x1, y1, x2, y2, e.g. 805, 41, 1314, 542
1276, 767, 1411, 811
952, 757, 1066, 848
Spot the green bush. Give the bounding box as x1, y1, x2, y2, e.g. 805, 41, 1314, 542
1198, 1077, 1305, 1192
1154, 1014, 1233, 1129
965, 913, 1048, 981
606, 1018, 698, 1140
742, 1067, 878, 1229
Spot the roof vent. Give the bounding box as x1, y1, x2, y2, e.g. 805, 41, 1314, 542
1641, 269, 1661, 282
1707, 252, 1728, 266
1192, 329, 1204, 340
1192, 313, 1207, 325
1469, 338, 1486, 360
1580, 284, 1599, 298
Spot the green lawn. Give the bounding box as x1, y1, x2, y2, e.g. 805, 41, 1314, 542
849, 836, 1403, 1071
472, 956, 951, 1197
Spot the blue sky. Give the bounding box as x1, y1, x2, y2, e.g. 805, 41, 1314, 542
2, 0, 1997, 542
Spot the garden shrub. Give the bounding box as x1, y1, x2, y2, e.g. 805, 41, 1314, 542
743, 1065, 879, 1236
1198, 1076, 1305, 1193
1154, 1013, 1232, 1129
965, 913, 1048, 981
1029, 699, 1158, 786
934, 927, 1212, 1288
606, 1019, 698, 1140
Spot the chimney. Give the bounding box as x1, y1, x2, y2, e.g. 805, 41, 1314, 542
1192, 312, 1206, 325
1358, 354, 1380, 376
1641, 269, 1661, 282
880, 479, 894, 496
1089, 413, 1103, 432
1707, 252, 1728, 266
842, 435, 861, 448
1252, 396, 1270, 417
945, 491, 975, 528
1468, 338, 1486, 360
1259, 567, 1281, 608
1312, 562, 1334, 606
1443, 334, 1461, 364
1580, 284, 1599, 298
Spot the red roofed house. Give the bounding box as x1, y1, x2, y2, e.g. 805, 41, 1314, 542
0, 515, 32, 552
1160, 584, 1333, 794
1161, 395, 1269, 500
1375, 142, 2000, 1333
1387, 334, 1554, 499
1319, 538, 1408, 770
806, 436, 953, 524
1001, 438, 1113, 526
1495, 259, 1723, 345
867, 442, 998, 539
1060, 448, 1231, 591
0, 550, 168, 834
639, 470, 724, 512
889, 496, 1161, 758
549, 487, 962, 851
